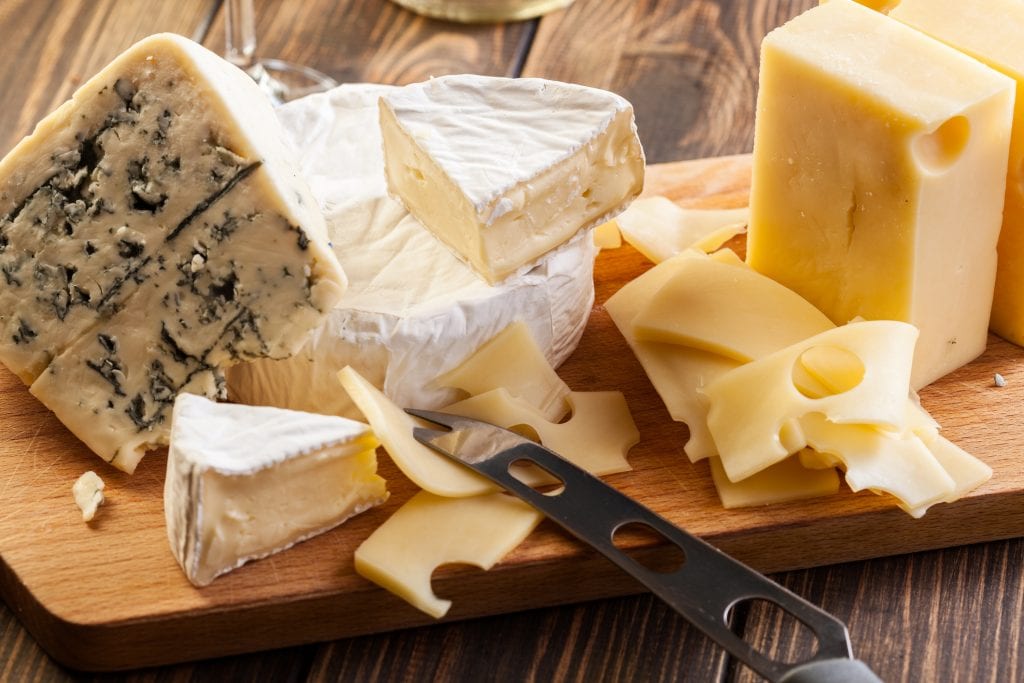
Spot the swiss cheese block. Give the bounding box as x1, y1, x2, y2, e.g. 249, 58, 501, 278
872, 0, 1024, 347
165, 394, 387, 587
227, 85, 596, 418
0, 34, 346, 472
379, 75, 644, 283
747, 0, 1014, 389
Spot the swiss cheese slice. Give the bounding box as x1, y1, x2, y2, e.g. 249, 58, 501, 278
631, 255, 834, 362
709, 454, 840, 509
354, 491, 542, 618
441, 388, 637, 477
615, 196, 748, 264
705, 320, 919, 482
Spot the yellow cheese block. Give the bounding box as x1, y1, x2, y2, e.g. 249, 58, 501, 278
747, 0, 1015, 389
354, 490, 542, 618
704, 320, 919, 482
631, 254, 834, 362
866, 0, 1024, 347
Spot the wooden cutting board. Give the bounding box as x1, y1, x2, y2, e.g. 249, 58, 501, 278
3, 155, 1023, 672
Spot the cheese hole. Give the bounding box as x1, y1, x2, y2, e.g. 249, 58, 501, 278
508, 457, 564, 494
611, 522, 686, 574
792, 345, 865, 399
912, 116, 970, 174
406, 165, 426, 183
726, 598, 820, 665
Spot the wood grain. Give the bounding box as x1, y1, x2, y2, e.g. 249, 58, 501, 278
2, 156, 1023, 673
524, 0, 816, 162
202, 0, 533, 86
0, 0, 219, 158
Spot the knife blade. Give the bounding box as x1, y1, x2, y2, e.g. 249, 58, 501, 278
408, 408, 882, 683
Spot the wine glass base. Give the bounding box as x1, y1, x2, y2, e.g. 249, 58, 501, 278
247, 59, 338, 105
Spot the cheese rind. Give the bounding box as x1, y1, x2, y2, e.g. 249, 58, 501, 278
227, 85, 596, 418
747, 0, 1014, 388
165, 394, 386, 587
0, 34, 346, 471
379, 75, 644, 283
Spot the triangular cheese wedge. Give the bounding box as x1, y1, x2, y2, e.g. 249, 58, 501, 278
165, 394, 387, 587
0, 33, 346, 471
379, 74, 644, 282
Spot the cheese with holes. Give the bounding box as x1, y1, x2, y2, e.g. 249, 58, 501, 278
747, 0, 1014, 388
441, 388, 637, 477
355, 490, 542, 618
709, 455, 839, 509
227, 85, 597, 418
379, 74, 644, 283
705, 320, 919, 481
165, 394, 386, 587
868, 0, 1024, 347
0, 34, 346, 472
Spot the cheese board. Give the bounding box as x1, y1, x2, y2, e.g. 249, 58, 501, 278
2, 154, 1023, 672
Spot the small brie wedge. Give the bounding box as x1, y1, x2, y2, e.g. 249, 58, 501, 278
165, 394, 387, 587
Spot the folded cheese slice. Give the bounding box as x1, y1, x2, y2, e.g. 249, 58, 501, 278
0, 33, 346, 471
165, 394, 387, 587
379, 74, 644, 283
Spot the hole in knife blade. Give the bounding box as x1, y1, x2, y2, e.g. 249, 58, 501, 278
725, 597, 821, 666
611, 522, 686, 574
508, 458, 564, 495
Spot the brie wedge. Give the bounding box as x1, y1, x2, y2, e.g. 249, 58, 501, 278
227, 85, 597, 417
379, 74, 644, 283
165, 393, 387, 587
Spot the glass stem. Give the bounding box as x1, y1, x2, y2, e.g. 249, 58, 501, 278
224, 0, 257, 70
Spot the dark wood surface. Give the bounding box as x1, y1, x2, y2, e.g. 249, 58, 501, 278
0, 1, 1020, 681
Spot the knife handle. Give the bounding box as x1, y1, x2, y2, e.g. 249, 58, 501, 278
470, 440, 876, 683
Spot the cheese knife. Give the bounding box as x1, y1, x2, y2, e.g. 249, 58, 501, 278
408, 408, 883, 683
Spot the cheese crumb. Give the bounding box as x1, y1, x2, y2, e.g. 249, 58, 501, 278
73, 471, 105, 522
995, 373, 1007, 388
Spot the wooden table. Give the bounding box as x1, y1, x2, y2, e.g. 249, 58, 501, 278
1, 1, 1021, 680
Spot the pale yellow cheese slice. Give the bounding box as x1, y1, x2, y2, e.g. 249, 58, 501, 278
800, 412, 956, 511
442, 388, 637, 477
615, 196, 748, 264
593, 221, 622, 250
605, 250, 743, 461
339, 365, 494, 498
354, 490, 543, 618
705, 320, 919, 482
903, 435, 992, 517
709, 454, 840, 508
432, 321, 571, 421
631, 255, 834, 362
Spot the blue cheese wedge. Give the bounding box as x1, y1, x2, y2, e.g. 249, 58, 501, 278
379, 74, 644, 283
0, 34, 346, 472
227, 85, 597, 417
165, 394, 387, 587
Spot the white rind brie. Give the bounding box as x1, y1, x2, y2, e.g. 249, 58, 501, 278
380, 74, 644, 283
165, 393, 387, 587
226, 85, 597, 417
